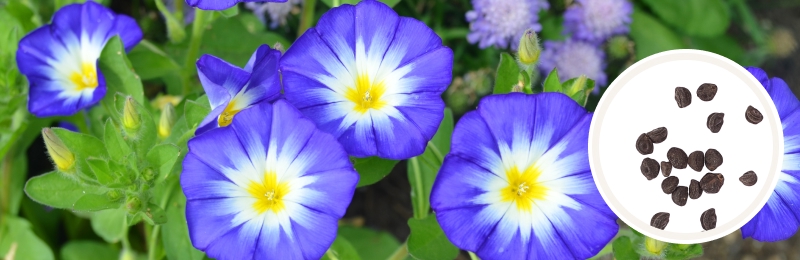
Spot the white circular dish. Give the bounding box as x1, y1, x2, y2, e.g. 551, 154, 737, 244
588, 49, 783, 244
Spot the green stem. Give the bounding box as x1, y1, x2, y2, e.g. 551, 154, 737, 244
408, 157, 427, 219
331, 0, 340, 7
0, 155, 12, 216
182, 9, 211, 95
386, 241, 408, 260
425, 142, 444, 165
147, 225, 161, 260
298, 0, 317, 36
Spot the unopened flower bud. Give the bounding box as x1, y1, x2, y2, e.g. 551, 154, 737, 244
126, 196, 142, 214
518, 29, 541, 65
106, 190, 122, 201
607, 36, 632, 59
142, 167, 155, 182
122, 97, 141, 132
158, 103, 177, 139
120, 248, 136, 260
273, 42, 285, 53
43, 128, 75, 172
644, 236, 668, 255
566, 75, 589, 96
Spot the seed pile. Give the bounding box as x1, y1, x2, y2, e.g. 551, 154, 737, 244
639, 83, 764, 232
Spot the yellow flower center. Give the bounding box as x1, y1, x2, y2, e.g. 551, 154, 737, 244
217, 99, 241, 127
500, 165, 548, 212
69, 62, 98, 91
344, 74, 387, 113
246, 171, 290, 214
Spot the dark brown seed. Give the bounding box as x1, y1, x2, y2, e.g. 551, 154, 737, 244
651, 212, 670, 230
662, 176, 679, 194
688, 151, 704, 172
700, 173, 725, 194
667, 147, 688, 169
661, 161, 672, 177
641, 158, 660, 180
646, 127, 668, 143
689, 179, 702, 199
636, 133, 654, 155
697, 83, 718, 101
704, 149, 723, 171
707, 113, 725, 133
701, 208, 717, 231
740, 171, 758, 186
745, 106, 763, 124
671, 186, 689, 206
675, 87, 692, 108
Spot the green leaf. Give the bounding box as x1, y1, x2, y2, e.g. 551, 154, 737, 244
61, 241, 119, 260
353, 157, 399, 187
0, 216, 55, 260
98, 36, 145, 105
146, 144, 181, 181
90, 208, 128, 243
7, 154, 27, 216
218, 5, 240, 18
104, 119, 132, 162
184, 99, 211, 130
612, 236, 640, 260
161, 178, 204, 260
86, 158, 115, 186
409, 109, 453, 219
664, 243, 703, 260
629, 8, 687, 60
322, 235, 361, 260
128, 40, 181, 80
142, 203, 167, 225
689, 35, 746, 64
542, 68, 562, 92
24, 171, 98, 209
73, 193, 122, 212
153, 0, 187, 44
493, 52, 520, 94
338, 226, 400, 260
641, 0, 730, 37
407, 216, 458, 260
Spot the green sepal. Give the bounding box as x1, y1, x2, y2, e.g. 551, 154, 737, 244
493, 52, 520, 94
146, 144, 181, 182
353, 157, 399, 187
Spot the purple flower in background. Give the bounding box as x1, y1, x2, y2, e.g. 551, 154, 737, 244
181, 100, 359, 260
195, 44, 282, 135
280, 0, 453, 159
431, 93, 618, 259
741, 67, 800, 242
538, 40, 607, 93
466, 0, 549, 50
57, 121, 79, 132
16, 2, 142, 117
564, 0, 633, 43
244, 0, 302, 29
186, 0, 286, 11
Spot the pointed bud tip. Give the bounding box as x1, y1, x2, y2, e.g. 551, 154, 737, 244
42, 128, 75, 172
518, 29, 541, 65
122, 96, 141, 132
158, 103, 177, 138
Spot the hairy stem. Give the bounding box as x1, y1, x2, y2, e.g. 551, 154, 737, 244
182, 9, 211, 95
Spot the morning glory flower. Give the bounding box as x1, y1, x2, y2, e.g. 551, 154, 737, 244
185, 0, 286, 11
431, 93, 619, 259
181, 100, 359, 260
195, 44, 281, 135
564, 0, 633, 43
538, 40, 607, 93
741, 67, 800, 242
16, 1, 142, 117
466, 0, 549, 50
244, 0, 302, 29
280, 0, 453, 159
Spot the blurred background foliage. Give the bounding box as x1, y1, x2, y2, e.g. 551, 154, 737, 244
0, 0, 799, 259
